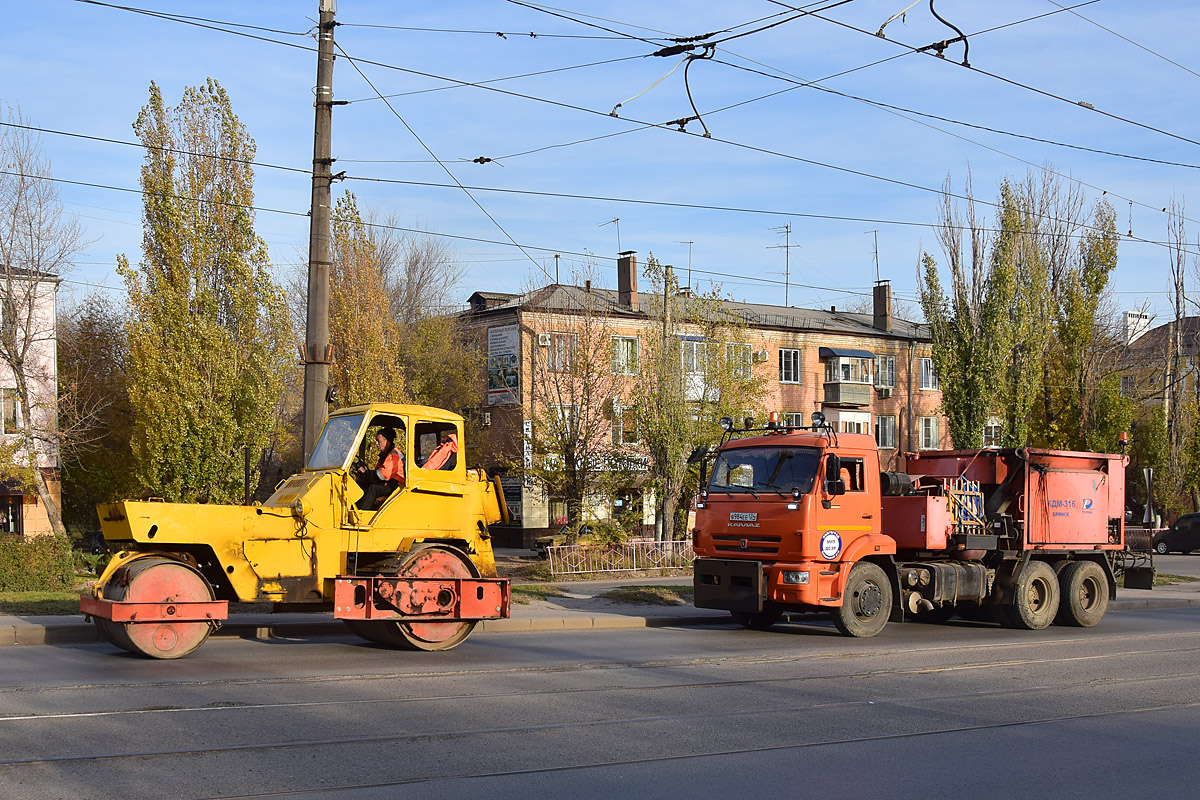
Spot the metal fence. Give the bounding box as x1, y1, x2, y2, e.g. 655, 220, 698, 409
546, 540, 696, 576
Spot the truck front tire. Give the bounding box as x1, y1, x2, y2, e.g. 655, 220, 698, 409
833, 562, 892, 638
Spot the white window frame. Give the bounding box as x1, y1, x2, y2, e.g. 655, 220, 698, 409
1119, 374, 1135, 397
919, 416, 940, 450
611, 403, 638, 446
727, 342, 752, 380
825, 356, 873, 385
875, 415, 896, 449
919, 357, 940, 391
680, 339, 714, 374
611, 335, 640, 375
784, 412, 805, 428
874, 355, 896, 388
779, 348, 802, 384
549, 332, 576, 372
982, 416, 1003, 447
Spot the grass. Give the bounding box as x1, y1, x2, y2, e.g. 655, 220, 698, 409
0, 591, 81, 616
1151, 572, 1198, 587
510, 584, 569, 605
597, 585, 695, 606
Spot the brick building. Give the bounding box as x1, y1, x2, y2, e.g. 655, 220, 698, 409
466, 253, 946, 547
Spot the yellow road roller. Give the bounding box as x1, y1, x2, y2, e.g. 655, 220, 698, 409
81, 404, 511, 658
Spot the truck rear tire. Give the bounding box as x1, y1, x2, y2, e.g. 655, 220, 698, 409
1004, 560, 1060, 630
731, 606, 783, 630
1054, 560, 1108, 627
832, 562, 892, 638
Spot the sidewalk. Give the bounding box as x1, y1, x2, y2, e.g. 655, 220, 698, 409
2, 577, 1198, 648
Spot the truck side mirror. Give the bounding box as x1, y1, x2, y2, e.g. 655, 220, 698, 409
687, 446, 709, 465
825, 453, 845, 496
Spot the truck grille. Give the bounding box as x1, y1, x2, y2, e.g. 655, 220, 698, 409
712, 533, 782, 556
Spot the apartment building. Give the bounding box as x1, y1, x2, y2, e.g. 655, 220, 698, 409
466, 253, 946, 546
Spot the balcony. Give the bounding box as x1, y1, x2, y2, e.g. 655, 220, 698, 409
823, 381, 872, 407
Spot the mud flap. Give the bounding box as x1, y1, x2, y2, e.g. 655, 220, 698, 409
1123, 566, 1155, 590
693, 558, 764, 613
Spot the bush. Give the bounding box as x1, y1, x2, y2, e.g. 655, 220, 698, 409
0, 535, 78, 592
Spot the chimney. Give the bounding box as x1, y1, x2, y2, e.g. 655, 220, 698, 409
617, 250, 638, 311
873, 280, 892, 332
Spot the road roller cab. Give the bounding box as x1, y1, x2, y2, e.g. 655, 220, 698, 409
82, 403, 511, 659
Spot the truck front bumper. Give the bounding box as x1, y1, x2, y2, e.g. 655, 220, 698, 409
693, 558, 765, 613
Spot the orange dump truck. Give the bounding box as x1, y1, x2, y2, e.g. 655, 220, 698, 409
692, 414, 1151, 637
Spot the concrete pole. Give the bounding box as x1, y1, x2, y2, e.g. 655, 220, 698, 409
302, 0, 337, 462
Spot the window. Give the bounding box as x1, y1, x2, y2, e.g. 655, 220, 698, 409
0, 496, 20, 535
839, 457, 866, 492
708, 446, 822, 494
0, 389, 20, 436
1120, 375, 1136, 397
779, 348, 802, 384
611, 403, 638, 445
784, 412, 805, 428
727, 343, 752, 380
825, 356, 872, 384
875, 415, 896, 449
414, 420, 458, 471
680, 339, 713, 374
919, 416, 940, 450
550, 403, 576, 431
549, 332, 576, 372
611, 336, 640, 375
919, 357, 940, 390
875, 355, 895, 388
982, 416, 1003, 447
836, 412, 871, 435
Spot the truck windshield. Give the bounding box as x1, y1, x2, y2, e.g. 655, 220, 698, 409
307, 414, 365, 470
708, 446, 821, 495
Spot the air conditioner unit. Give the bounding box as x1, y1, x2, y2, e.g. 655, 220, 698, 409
752, 350, 769, 363
537, 333, 551, 347
877, 387, 893, 398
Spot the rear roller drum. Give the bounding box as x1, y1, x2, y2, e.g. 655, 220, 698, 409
94, 557, 216, 659
345, 546, 480, 651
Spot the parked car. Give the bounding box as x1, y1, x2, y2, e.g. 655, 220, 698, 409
1153, 514, 1200, 554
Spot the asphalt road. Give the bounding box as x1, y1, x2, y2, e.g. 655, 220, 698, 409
1154, 553, 1200, 578
2, 606, 1199, 800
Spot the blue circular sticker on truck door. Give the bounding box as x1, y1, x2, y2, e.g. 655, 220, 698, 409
820, 530, 842, 560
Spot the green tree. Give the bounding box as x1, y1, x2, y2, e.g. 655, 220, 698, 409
58, 294, 139, 530
633, 257, 767, 541
328, 192, 403, 405
120, 79, 292, 503
918, 175, 1012, 449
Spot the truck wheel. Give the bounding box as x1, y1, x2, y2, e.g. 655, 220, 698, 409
1006, 560, 1060, 630
1155, 541, 1170, 555
731, 606, 783, 630
345, 546, 479, 651
832, 562, 892, 638
1055, 560, 1109, 627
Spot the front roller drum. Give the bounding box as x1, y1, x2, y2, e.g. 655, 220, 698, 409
84, 557, 223, 659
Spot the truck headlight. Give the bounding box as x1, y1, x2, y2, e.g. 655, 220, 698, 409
783, 570, 809, 585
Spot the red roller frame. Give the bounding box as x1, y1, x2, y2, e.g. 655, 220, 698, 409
334, 576, 510, 622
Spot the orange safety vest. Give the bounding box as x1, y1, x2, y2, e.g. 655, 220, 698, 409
422, 432, 458, 471
376, 446, 405, 485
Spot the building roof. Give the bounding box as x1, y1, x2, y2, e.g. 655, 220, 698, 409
1120, 316, 1200, 364
469, 282, 930, 343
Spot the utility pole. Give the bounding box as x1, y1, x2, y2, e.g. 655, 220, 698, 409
768, 223, 800, 306
302, 0, 337, 462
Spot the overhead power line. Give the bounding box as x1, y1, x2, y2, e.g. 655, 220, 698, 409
1044, 0, 1200, 81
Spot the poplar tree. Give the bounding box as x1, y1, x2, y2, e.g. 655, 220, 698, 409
120, 80, 291, 503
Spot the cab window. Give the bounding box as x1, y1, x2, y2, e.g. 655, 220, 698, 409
415, 421, 459, 471
839, 457, 866, 492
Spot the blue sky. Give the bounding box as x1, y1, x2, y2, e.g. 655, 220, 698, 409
9, 1, 1200, 324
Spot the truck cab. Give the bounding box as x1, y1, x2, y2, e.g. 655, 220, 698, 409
693, 414, 896, 635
